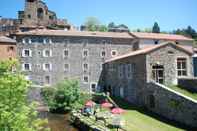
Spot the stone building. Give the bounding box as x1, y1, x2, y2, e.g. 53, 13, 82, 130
103, 42, 193, 103
18, 0, 71, 30
13, 29, 194, 92
103, 42, 197, 127
14, 29, 136, 91
0, 36, 16, 60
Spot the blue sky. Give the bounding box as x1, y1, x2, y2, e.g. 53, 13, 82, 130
0, 0, 196, 31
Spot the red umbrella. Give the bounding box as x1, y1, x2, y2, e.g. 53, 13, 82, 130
111, 108, 125, 114
85, 100, 95, 107
101, 102, 113, 108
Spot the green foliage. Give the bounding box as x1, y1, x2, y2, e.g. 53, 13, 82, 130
152, 22, 160, 33
173, 26, 197, 39
99, 25, 108, 32
84, 17, 101, 31
41, 79, 83, 112
0, 60, 49, 131
108, 22, 116, 29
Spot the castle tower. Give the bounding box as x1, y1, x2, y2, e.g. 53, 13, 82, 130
18, 0, 57, 27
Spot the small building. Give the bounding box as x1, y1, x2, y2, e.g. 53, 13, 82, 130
103, 42, 193, 104
0, 36, 16, 60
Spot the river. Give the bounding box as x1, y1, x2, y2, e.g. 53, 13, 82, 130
47, 113, 78, 131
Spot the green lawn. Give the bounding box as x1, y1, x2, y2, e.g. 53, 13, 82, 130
112, 97, 186, 131
168, 85, 197, 101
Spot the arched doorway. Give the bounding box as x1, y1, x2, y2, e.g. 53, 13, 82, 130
37, 8, 44, 19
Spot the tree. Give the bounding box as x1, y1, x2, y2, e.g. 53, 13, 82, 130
84, 17, 100, 31
0, 60, 48, 131
99, 25, 108, 32
42, 79, 81, 112
108, 22, 116, 29
152, 22, 160, 33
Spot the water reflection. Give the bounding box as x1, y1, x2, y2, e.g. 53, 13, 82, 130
47, 113, 78, 131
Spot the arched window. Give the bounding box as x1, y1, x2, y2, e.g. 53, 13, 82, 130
37, 8, 44, 19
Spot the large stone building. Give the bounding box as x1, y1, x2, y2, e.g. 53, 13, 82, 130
0, 36, 16, 60
13, 29, 194, 92
103, 42, 197, 128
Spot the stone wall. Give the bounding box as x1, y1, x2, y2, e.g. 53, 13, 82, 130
178, 78, 197, 93
17, 35, 134, 92
146, 82, 197, 128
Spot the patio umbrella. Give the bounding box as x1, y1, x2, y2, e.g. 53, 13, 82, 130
85, 100, 95, 107
111, 108, 125, 114
101, 102, 113, 108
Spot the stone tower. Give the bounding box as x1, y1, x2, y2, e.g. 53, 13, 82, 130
19, 0, 57, 27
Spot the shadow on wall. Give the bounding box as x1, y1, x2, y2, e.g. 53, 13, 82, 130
111, 96, 196, 131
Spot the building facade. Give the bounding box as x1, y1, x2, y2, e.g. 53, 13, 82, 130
0, 36, 16, 60
103, 42, 193, 104
14, 29, 194, 92
14, 30, 136, 91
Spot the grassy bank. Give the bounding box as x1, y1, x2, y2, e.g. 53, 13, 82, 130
112, 97, 186, 131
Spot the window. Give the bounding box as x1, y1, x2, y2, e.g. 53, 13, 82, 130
83, 63, 89, 71
22, 49, 32, 57
154, 40, 159, 45
118, 64, 124, 78
44, 38, 52, 44
83, 49, 88, 58
43, 63, 52, 71
7, 46, 14, 52
177, 58, 187, 76
111, 50, 118, 57
22, 38, 31, 44
91, 83, 97, 93
43, 49, 52, 57
22, 63, 31, 71
44, 76, 50, 85
83, 76, 89, 83
64, 64, 69, 71
63, 49, 69, 58
28, 14, 31, 19
127, 64, 134, 79
101, 50, 106, 58
37, 8, 44, 19
152, 65, 164, 84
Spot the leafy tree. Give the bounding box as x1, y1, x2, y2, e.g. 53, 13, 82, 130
108, 22, 116, 29
152, 22, 160, 33
84, 17, 100, 31
99, 25, 108, 32
42, 79, 81, 112
0, 60, 48, 131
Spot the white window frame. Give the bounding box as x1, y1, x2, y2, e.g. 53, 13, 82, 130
100, 50, 106, 58
83, 49, 89, 58
111, 50, 118, 57
43, 49, 52, 57
22, 63, 32, 71
63, 49, 69, 58
22, 49, 32, 57
83, 75, 89, 84
64, 63, 69, 72
83, 63, 89, 71
176, 57, 188, 77
90, 82, 97, 93
43, 63, 52, 71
